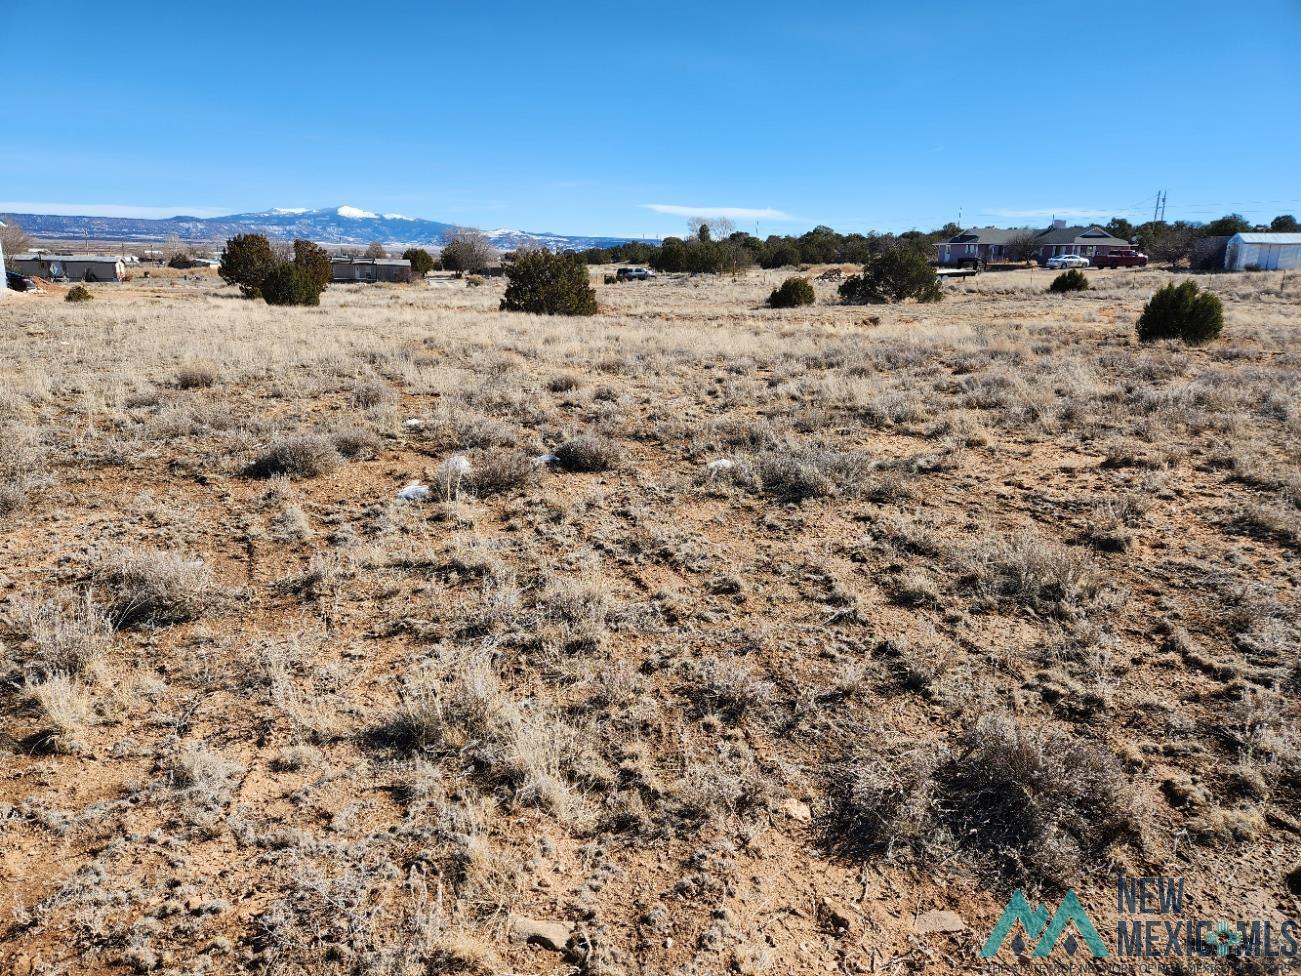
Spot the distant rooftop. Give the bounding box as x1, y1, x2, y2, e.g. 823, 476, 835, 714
14, 252, 124, 262
332, 257, 411, 266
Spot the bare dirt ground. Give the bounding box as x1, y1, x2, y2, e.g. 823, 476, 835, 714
0, 266, 1298, 975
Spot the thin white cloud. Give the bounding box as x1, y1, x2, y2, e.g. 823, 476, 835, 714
0, 201, 229, 219
642, 203, 796, 221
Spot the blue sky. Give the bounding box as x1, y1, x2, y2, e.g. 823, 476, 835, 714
4, 1, 1299, 237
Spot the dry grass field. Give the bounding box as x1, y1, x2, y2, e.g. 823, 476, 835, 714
0, 266, 1298, 975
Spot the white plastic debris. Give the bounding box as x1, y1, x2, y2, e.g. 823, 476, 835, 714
533, 453, 560, 467
438, 455, 473, 478
396, 482, 430, 501
402, 418, 424, 431
433, 455, 473, 501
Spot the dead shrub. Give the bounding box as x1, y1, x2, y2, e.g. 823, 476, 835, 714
0, 481, 26, 517
671, 740, 775, 828
964, 530, 1105, 617
943, 716, 1142, 883
10, 592, 113, 678
98, 549, 220, 627
246, 434, 342, 478
469, 452, 537, 496
165, 741, 245, 807
881, 624, 955, 696
1229, 499, 1300, 549
554, 434, 621, 472
175, 363, 218, 389
331, 428, 383, 460
751, 447, 874, 501
678, 655, 775, 722
439, 409, 518, 449
822, 733, 944, 859
370, 655, 583, 817
19, 674, 96, 754
548, 374, 581, 393
890, 569, 942, 607
825, 716, 1142, 884
351, 381, 394, 408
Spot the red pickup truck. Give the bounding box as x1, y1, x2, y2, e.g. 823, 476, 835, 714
1093, 249, 1149, 268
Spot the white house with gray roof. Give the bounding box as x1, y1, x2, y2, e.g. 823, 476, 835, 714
937, 220, 1132, 268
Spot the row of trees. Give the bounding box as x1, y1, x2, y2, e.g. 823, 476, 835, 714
575, 212, 1301, 273
577, 221, 952, 273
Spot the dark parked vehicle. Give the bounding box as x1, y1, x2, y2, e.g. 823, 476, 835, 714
1093, 248, 1149, 268
615, 267, 654, 281
5, 270, 32, 292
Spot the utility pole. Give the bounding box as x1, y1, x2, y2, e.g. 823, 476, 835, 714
1153, 190, 1167, 223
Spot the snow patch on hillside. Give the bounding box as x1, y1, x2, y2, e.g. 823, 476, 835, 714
337, 206, 378, 219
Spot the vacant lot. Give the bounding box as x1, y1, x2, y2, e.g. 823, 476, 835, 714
1, 267, 1298, 974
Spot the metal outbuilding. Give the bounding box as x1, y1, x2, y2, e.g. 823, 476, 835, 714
1223, 233, 1301, 271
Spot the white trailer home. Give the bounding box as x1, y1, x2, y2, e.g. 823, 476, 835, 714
1223, 233, 1301, 271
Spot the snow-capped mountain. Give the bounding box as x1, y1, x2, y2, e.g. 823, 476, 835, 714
0, 205, 640, 252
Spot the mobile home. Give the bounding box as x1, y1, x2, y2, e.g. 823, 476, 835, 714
11, 253, 126, 282
330, 257, 413, 283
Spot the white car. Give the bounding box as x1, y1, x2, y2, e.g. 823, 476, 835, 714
1045, 254, 1090, 270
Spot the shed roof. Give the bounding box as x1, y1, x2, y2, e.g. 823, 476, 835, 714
1231, 233, 1301, 245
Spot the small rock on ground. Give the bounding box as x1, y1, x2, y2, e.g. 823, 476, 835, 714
508, 915, 573, 952
914, 909, 966, 934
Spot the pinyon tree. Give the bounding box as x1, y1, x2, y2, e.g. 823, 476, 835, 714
220, 234, 277, 298
500, 249, 597, 316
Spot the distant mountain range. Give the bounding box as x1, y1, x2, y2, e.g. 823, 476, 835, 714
0, 205, 641, 252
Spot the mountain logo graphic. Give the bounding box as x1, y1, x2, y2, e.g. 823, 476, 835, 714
980, 889, 1109, 959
